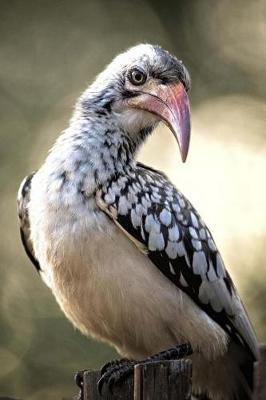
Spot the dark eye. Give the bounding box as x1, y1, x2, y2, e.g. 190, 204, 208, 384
128, 68, 147, 86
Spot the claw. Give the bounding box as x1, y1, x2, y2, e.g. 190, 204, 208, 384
100, 358, 129, 375
97, 367, 122, 395
97, 359, 135, 395
100, 360, 118, 376
108, 376, 116, 394
100, 361, 112, 376
97, 374, 105, 395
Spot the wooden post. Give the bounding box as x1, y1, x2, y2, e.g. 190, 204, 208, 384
79, 345, 266, 400
82, 369, 133, 400
81, 360, 192, 400
134, 360, 192, 400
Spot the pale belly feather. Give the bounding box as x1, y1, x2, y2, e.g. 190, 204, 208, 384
31, 195, 228, 361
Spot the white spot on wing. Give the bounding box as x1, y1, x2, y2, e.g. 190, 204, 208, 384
127, 192, 137, 204
151, 185, 159, 193
177, 213, 183, 222
104, 192, 115, 204
110, 181, 122, 196
199, 280, 224, 312
141, 196, 151, 209
159, 209, 172, 226
138, 175, 146, 186
151, 192, 161, 202
132, 182, 141, 192
136, 203, 145, 217
168, 225, 180, 241
199, 228, 207, 240
189, 227, 198, 239
179, 198, 186, 208
207, 260, 218, 282
192, 239, 202, 251
198, 283, 209, 305
118, 176, 127, 190
216, 254, 225, 278
150, 219, 161, 234
145, 214, 155, 233
192, 251, 208, 275
118, 195, 129, 215
172, 203, 181, 213
131, 208, 141, 228
208, 239, 216, 251
148, 231, 165, 251
176, 241, 186, 257
190, 212, 199, 228
166, 241, 178, 259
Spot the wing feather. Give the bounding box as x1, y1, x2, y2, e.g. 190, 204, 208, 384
17, 173, 41, 272
96, 163, 259, 360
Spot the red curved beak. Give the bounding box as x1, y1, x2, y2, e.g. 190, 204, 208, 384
128, 82, 191, 162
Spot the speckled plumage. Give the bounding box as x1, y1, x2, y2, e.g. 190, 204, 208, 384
17, 44, 258, 400
96, 162, 258, 354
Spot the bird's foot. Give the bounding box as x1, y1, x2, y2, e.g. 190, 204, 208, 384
97, 358, 135, 395
142, 342, 193, 364
98, 342, 193, 395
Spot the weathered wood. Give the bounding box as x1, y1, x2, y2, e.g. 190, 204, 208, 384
80, 345, 266, 399
134, 360, 192, 400
83, 369, 133, 400
253, 344, 266, 400
81, 360, 191, 400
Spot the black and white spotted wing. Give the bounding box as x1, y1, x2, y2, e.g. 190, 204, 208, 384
17, 173, 41, 272
97, 162, 258, 360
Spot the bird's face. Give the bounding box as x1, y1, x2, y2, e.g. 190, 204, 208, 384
82, 44, 191, 161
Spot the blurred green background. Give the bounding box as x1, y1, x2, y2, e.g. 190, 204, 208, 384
0, 0, 265, 398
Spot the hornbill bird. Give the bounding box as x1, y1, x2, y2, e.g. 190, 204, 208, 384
17, 44, 259, 399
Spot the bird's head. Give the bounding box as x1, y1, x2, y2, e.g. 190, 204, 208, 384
79, 44, 191, 162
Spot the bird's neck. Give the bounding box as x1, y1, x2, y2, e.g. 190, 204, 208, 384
46, 112, 138, 194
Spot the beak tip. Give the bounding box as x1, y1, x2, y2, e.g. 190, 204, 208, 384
181, 152, 188, 163
180, 135, 190, 163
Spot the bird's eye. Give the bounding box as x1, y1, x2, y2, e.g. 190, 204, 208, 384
128, 68, 147, 86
